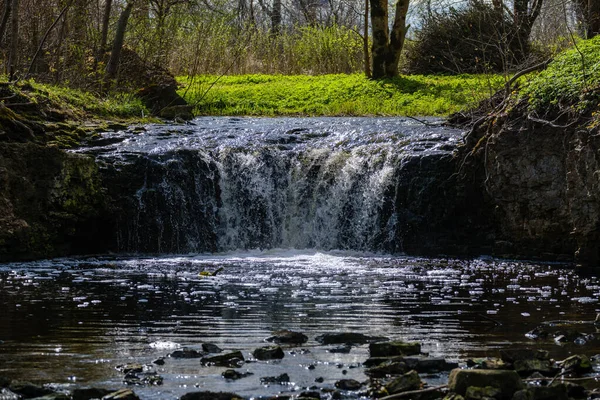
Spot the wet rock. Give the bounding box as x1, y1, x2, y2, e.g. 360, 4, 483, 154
369, 341, 421, 357
152, 357, 165, 365
9, 381, 53, 398
512, 384, 568, 400
116, 363, 144, 373
253, 345, 284, 360
403, 357, 458, 372
101, 389, 140, 400
513, 359, 556, 377
335, 379, 362, 391
169, 348, 205, 358
202, 343, 223, 353
365, 361, 409, 377
123, 371, 163, 385
563, 382, 586, 398
266, 330, 308, 344
180, 392, 243, 400
385, 370, 421, 394
464, 386, 501, 399
364, 356, 406, 367
525, 327, 549, 340
260, 373, 290, 384
448, 369, 524, 399
201, 351, 245, 367
0, 388, 18, 400
315, 377, 324, 383
500, 349, 549, 363
72, 388, 115, 400
315, 332, 388, 345
327, 345, 352, 353
222, 370, 253, 380
557, 354, 593, 374
30, 393, 70, 400
297, 391, 321, 399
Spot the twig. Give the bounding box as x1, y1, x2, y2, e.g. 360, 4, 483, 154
379, 384, 448, 400
405, 115, 442, 127
504, 58, 552, 96
527, 113, 579, 129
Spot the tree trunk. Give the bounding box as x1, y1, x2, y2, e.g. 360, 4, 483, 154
271, 0, 281, 34
98, 0, 112, 61
370, 0, 409, 79
0, 0, 12, 46
8, 0, 18, 80
105, 0, 134, 81
363, 0, 370, 77
587, 0, 600, 38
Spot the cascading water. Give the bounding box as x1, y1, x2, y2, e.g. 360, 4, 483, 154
81, 117, 467, 254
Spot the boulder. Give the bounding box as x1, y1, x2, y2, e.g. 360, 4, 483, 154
202, 343, 223, 353
169, 348, 205, 358
558, 354, 593, 374
335, 379, 362, 390
101, 389, 140, 400
369, 341, 421, 357
385, 370, 421, 394
448, 369, 524, 399
253, 345, 284, 360
180, 392, 243, 400
72, 388, 115, 400
512, 384, 569, 400
9, 381, 53, 398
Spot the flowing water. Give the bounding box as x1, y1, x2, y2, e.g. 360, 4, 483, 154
1, 118, 599, 398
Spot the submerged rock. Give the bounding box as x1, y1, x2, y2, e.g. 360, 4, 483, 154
315, 332, 388, 345
222, 370, 253, 380
448, 369, 524, 399
169, 348, 205, 358
260, 373, 290, 384
335, 379, 362, 391
201, 351, 245, 368
512, 384, 569, 400
369, 341, 421, 357
180, 392, 243, 400
384, 370, 421, 394
266, 330, 308, 344
202, 343, 223, 353
253, 345, 284, 360
101, 389, 140, 400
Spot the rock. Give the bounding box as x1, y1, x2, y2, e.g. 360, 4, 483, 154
72, 388, 115, 400
385, 370, 421, 394
123, 371, 163, 385
327, 345, 352, 353
335, 379, 362, 391
201, 351, 245, 367
499, 349, 549, 363
267, 330, 308, 344
0, 376, 9, 387
253, 345, 284, 360
202, 343, 223, 353
513, 359, 557, 376
464, 386, 501, 399
158, 105, 194, 121
179, 392, 243, 400
403, 357, 458, 372
366, 361, 409, 377
315, 333, 388, 345
152, 357, 165, 365
116, 363, 144, 373
260, 373, 290, 384
557, 354, 593, 374
30, 393, 70, 400
0, 388, 19, 400
9, 381, 53, 398
447, 369, 524, 399
101, 389, 140, 400
297, 391, 321, 399
222, 370, 253, 380
169, 348, 205, 358
369, 341, 421, 357
512, 384, 568, 400
364, 356, 406, 367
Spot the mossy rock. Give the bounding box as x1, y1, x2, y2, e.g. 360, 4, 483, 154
448, 369, 524, 399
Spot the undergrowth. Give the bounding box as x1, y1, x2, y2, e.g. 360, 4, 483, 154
178, 74, 506, 117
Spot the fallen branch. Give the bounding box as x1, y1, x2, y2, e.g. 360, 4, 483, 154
379, 384, 448, 400
504, 58, 552, 96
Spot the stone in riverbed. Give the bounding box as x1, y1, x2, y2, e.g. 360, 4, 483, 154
448, 369, 524, 399
123, 371, 163, 386
384, 370, 421, 394
222, 369, 253, 380
30, 393, 70, 400
0, 388, 19, 400
8, 381, 53, 398
169, 348, 205, 358
465, 386, 502, 399
335, 379, 362, 390
72, 388, 115, 400
201, 351, 245, 367
297, 391, 321, 399
402, 357, 458, 372
202, 343, 223, 353
365, 360, 409, 377
513, 359, 557, 376
315, 332, 388, 345
266, 330, 308, 344
253, 345, 284, 360
101, 389, 140, 400
260, 373, 290, 384
512, 384, 569, 400
180, 391, 243, 400
327, 345, 352, 353
115, 363, 144, 373
557, 354, 593, 374
500, 349, 549, 363
369, 341, 421, 357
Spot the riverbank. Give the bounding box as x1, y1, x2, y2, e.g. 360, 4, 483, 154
177, 74, 505, 117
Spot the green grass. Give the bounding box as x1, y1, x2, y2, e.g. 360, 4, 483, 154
27, 80, 149, 120
178, 73, 506, 117
522, 36, 600, 113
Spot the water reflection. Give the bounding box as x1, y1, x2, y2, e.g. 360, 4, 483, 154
0, 252, 599, 398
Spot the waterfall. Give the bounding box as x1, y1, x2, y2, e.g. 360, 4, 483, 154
84, 117, 464, 254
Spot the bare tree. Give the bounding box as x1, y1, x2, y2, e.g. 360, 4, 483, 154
8, 0, 18, 80
106, 0, 135, 80
370, 0, 409, 78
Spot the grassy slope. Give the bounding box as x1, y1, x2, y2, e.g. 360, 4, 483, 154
178, 74, 506, 117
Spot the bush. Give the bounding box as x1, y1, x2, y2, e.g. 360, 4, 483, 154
403, 2, 514, 74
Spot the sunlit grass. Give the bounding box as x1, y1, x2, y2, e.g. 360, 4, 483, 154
178, 73, 506, 117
